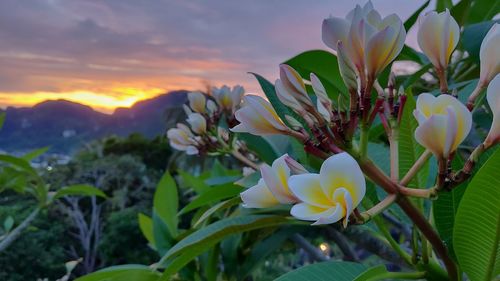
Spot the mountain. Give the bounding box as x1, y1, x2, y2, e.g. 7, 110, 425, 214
0, 91, 188, 154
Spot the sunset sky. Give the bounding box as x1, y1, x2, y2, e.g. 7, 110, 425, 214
0, 0, 425, 113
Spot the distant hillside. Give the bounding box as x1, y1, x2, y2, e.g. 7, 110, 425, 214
0, 91, 188, 154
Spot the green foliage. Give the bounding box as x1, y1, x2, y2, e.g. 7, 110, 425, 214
462, 20, 499, 61
398, 92, 428, 188
54, 184, 107, 200
404, 0, 430, 31
178, 183, 243, 215
100, 208, 157, 266
273, 261, 366, 281
74, 265, 160, 281
158, 215, 290, 278
153, 172, 179, 237
0, 210, 68, 281
454, 149, 500, 281
138, 213, 155, 246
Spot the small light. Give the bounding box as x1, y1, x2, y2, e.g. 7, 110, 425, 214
319, 242, 330, 254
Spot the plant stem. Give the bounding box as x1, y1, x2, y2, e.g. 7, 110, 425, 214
466, 81, 485, 110
359, 126, 369, 159
361, 194, 397, 221
399, 187, 435, 199
401, 150, 432, 186
230, 150, 259, 170
436, 67, 448, 93
0, 207, 41, 252
389, 126, 399, 181
371, 214, 413, 265
359, 159, 458, 281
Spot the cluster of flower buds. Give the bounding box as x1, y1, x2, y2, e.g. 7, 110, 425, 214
167, 86, 250, 157
241, 153, 365, 226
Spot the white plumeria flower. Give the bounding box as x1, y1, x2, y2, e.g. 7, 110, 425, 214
166, 124, 199, 155
188, 91, 206, 113
288, 153, 366, 227
231, 95, 290, 135
186, 113, 206, 135
414, 93, 472, 159
322, 1, 406, 79
479, 23, 500, 86
337, 41, 358, 91
279, 64, 314, 108
417, 9, 460, 71
240, 154, 298, 208
485, 74, 500, 148
213, 85, 245, 112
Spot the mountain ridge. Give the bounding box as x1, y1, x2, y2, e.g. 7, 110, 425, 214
0, 91, 188, 154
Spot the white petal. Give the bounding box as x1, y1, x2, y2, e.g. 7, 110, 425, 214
260, 156, 297, 204
275, 79, 303, 112
486, 74, 500, 145
245, 95, 288, 132
415, 114, 449, 158
240, 179, 279, 208
322, 17, 349, 51
415, 93, 437, 120
311, 205, 345, 225
290, 203, 331, 221
187, 113, 206, 134
319, 152, 366, 206
479, 23, 500, 84
288, 174, 331, 208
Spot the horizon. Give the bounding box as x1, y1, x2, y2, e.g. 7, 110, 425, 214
0, 0, 426, 113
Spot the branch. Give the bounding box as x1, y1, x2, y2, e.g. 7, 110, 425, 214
230, 150, 259, 170
290, 233, 329, 262
325, 227, 359, 262
400, 150, 432, 186
0, 207, 41, 252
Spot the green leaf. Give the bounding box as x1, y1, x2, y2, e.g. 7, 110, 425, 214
178, 170, 210, 194
153, 172, 178, 237
450, 0, 472, 25
158, 215, 290, 279
74, 265, 160, 281
462, 20, 499, 61
404, 0, 430, 31
152, 212, 172, 256
433, 155, 467, 260
21, 147, 49, 161
54, 184, 107, 200
239, 227, 292, 279
238, 133, 279, 164
193, 197, 241, 228
178, 184, 243, 215
3, 216, 14, 232
0, 154, 37, 175
466, 0, 500, 24
398, 92, 428, 188
273, 261, 366, 281
454, 149, 500, 281
436, 0, 453, 11
402, 63, 432, 88
353, 265, 387, 281
284, 50, 347, 98
138, 213, 155, 247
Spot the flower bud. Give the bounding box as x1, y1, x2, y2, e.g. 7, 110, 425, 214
279, 64, 314, 108
275, 79, 305, 113
231, 95, 290, 135
485, 74, 500, 148
187, 113, 206, 135
311, 73, 333, 121
479, 23, 500, 86
417, 9, 460, 71
188, 91, 206, 113
284, 155, 309, 174
337, 41, 358, 91
167, 124, 198, 155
